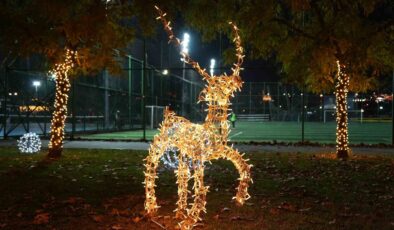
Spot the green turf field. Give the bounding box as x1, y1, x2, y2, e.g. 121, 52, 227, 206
79, 121, 392, 144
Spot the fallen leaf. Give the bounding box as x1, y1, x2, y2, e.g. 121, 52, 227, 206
110, 208, 120, 216
111, 224, 122, 229
33, 212, 49, 225
298, 207, 311, 212
132, 216, 141, 223
278, 202, 296, 212
230, 216, 254, 221
92, 215, 104, 222
65, 197, 83, 204
269, 208, 280, 215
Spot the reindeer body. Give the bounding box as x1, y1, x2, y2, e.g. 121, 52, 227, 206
144, 7, 252, 229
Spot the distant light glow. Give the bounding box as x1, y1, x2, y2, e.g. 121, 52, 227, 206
48, 72, 57, 80
210, 58, 216, 76
181, 33, 190, 55
33, 81, 41, 87
162, 69, 169, 75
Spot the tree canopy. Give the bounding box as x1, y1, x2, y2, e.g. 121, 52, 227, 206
182, 0, 394, 93
0, 0, 134, 73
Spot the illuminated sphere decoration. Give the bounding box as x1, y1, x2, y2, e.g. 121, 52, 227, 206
17, 132, 41, 154
161, 147, 194, 169
144, 6, 252, 230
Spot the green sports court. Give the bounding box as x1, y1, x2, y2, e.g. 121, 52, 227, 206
79, 121, 392, 145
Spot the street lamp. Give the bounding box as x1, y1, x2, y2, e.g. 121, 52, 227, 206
210, 58, 216, 76
33, 81, 41, 98
181, 32, 190, 116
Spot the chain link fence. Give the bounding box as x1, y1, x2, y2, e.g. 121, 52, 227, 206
1, 58, 392, 144
0, 55, 204, 139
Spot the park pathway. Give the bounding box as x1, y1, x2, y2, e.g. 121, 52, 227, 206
0, 139, 393, 155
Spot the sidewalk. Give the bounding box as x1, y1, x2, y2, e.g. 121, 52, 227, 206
1, 139, 394, 155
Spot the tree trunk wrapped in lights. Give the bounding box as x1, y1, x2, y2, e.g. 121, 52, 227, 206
335, 60, 350, 159
143, 7, 252, 229
48, 49, 76, 158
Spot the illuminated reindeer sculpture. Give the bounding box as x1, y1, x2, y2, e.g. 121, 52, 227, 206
144, 6, 252, 229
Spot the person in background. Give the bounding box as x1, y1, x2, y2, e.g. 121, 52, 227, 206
230, 112, 237, 128
115, 110, 122, 130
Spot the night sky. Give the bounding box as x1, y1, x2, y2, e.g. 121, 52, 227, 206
132, 24, 281, 83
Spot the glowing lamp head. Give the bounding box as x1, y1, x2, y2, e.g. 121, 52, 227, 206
33, 81, 41, 87
181, 33, 190, 54
209, 58, 216, 76
162, 69, 169, 75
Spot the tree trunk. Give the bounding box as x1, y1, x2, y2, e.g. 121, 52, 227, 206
48, 50, 75, 158
335, 60, 350, 159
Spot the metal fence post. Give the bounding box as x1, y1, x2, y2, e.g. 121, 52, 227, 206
3, 67, 8, 139
249, 82, 252, 114
142, 39, 147, 140
392, 70, 394, 145
83, 114, 86, 132
301, 85, 305, 142
128, 55, 133, 129
104, 70, 109, 129
71, 78, 76, 139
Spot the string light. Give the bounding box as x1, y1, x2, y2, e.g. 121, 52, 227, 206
144, 6, 252, 229
335, 60, 350, 158
17, 132, 41, 153
48, 49, 76, 157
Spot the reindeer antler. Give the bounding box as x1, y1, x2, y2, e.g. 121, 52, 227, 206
155, 6, 211, 80
229, 22, 244, 77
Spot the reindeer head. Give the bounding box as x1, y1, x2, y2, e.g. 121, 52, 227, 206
155, 6, 244, 108
199, 73, 243, 107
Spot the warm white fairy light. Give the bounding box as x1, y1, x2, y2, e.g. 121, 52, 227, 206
335, 60, 350, 158
144, 6, 252, 229
17, 132, 41, 153
48, 49, 77, 157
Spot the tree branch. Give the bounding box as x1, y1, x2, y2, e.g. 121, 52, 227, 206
310, 0, 326, 30
273, 17, 317, 41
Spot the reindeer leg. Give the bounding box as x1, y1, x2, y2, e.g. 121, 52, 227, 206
144, 135, 168, 216
179, 159, 208, 229
174, 153, 190, 219
223, 146, 252, 205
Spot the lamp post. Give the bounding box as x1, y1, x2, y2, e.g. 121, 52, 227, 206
181, 32, 190, 116
33, 81, 41, 99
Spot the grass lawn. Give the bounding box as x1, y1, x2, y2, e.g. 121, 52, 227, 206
0, 148, 393, 229
79, 121, 392, 145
